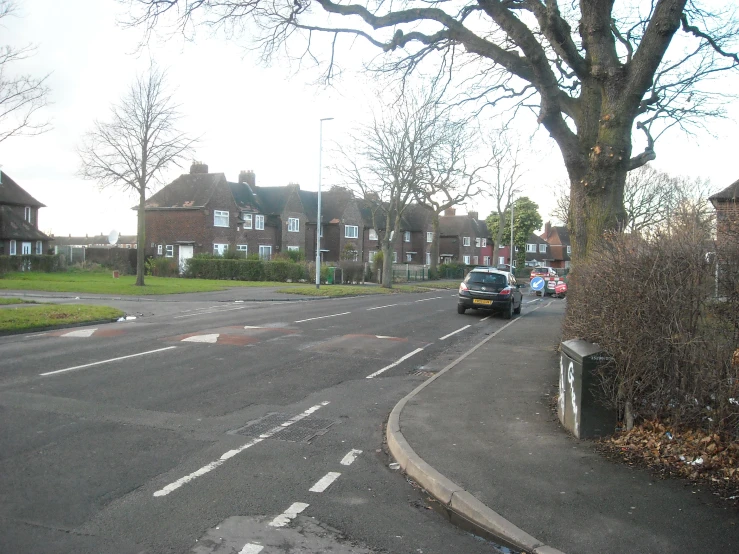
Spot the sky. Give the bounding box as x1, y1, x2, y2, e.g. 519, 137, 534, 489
2, 0, 738, 238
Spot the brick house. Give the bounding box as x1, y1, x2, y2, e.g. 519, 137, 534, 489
539, 221, 572, 269
0, 170, 50, 257
710, 179, 739, 249
438, 208, 491, 265
317, 186, 365, 262
524, 232, 553, 267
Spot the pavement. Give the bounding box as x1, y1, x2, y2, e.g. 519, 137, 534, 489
387, 297, 739, 554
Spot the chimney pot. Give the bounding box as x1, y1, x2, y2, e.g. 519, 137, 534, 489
190, 162, 209, 174
468, 211, 478, 220
239, 170, 256, 187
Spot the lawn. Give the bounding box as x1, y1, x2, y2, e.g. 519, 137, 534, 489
0, 297, 35, 305
0, 304, 124, 333
275, 282, 459, 297
0, 271, 304, 295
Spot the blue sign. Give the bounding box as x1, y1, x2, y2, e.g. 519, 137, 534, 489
530, 276, 545, 291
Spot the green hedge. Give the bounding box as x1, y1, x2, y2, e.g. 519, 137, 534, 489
185, 258, 308, 281
0, 255, 63, 276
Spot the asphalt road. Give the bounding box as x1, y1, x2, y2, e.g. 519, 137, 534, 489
0, 287, 543, 554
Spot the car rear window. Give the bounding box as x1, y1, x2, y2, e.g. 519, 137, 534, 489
467, 273, 507, 286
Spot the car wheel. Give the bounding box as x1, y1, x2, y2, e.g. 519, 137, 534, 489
503, 301, 513, 320
457, 304, 467, 315
513, 300, 521, 314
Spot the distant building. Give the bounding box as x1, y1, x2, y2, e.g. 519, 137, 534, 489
0, 170, 51, 256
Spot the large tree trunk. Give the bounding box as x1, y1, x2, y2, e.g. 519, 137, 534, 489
430, 213, 440, 274
136, 188, 146, 287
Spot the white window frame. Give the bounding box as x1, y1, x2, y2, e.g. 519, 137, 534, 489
404, 231, 411, 242
406, 253, 412, 262
36, 241, 43, 254
165, 245, 174, 258
482, 239, 487, 247
255, 215, 265, 230
213, 243, 228, 256
368, 250, 376, 263
426, 252, 431, 265
348, 250, 359, 262
319, 225, 324, 238
539, 243, 547, 253
24, 206, 31, 223
484, 256, 491, 265
463, 236, 471, 246
214, 210, 229, 227
242, 213, 253, 229
392, 251, 398, 263
157, 244, 163, 255
498, 256, 505, 265
369, 228, 378, 241
567, 245, 572, 254
287, 246, 300, 253
288, 218, 300, 232
526, 243, 537, 253
463, 255, 471, 264
258, 245, 272, 260
426, 232, 433, 243
345, 225, 359, 239
10, 240, 16, 255
236, 244, 248, 254
475, 237, 481, 247
472, 256, 478, 265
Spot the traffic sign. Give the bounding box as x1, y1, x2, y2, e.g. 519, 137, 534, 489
530, 276, 545, 291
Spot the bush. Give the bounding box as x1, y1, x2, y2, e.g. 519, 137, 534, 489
0, 255, 63, 276
184, 257, 308, 282
147, 257, 179, 277
340, 261, 365, 283
437, 262, 468, 280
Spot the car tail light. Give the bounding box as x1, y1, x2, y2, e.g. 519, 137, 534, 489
499, 287, 511, 296
459, 282, 468, 292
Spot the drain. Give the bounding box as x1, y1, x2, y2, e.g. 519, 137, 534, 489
231, 413, 337, 443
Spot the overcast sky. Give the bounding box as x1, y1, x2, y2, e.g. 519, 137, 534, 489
2, 0, 738, 238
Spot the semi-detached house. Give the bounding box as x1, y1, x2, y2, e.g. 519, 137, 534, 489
0, 170, 50, 257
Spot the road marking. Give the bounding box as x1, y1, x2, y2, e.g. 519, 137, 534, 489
415, 296, 444, 302
239, 544, 263, 554
366, 348, 424, 379
439, 325, 471, 340
40, 346, 178, 377
61, 328, 97, 338
269, 502, 309, 528
366, 304, 398, 310
181, 333, 220, 343
172, 306, 247, 319
309, 471, 341, 492
153, 402, 329, 497
340, 449, 363, 466
294, 312, 350, 323
480, 315, 492, 321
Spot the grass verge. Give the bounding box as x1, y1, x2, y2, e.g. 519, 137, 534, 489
0, 304, 124, 333
276, 282, 458, 297
0, 297, 35, 305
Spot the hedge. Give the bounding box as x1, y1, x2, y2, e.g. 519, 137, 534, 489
184, 257, 309, 282
0, 255, 64, 276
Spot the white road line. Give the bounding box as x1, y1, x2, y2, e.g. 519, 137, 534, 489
340, 449, 363, 466
415, 296, 444, 302
366, 348, 424, 379
239, 544, 264, 554
294, 312, 350, 323
61, 328, 97, 338
153, 402, 329, 497
366, 304, 398, 311
269, 502, 309, 528
40, 346, 178, 377
439, 325, 471, 340
172, 306, 247, 319
181, 333, 220, 343
480, 315, 492, 322
309, 472, 342, 492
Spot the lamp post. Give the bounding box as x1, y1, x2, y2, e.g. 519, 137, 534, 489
509, 200, 515, 271
316, 117, 334, 289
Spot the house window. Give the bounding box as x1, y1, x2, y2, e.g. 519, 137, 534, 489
24, 206, 32, 222
345, 225, 358, 239
255, 215, 265, 230
242, 213, 253, 229
463, 236, 470, 246
567, 245, 572, 254
484, 256, 491, 265
288, 218, 300, 232
404, 231, 411, 242
237, 245, 248, 254
165, 245, 174, 258
463, 255, 471, 264
526, 243, 537, 253
157, 245, 163, 255
36, 241, 43, 254
512, 259, 517, 268
482, 239, 487, 247
472, 256, 478, 265
426, 252, 431, 265
214, 210, 229, 227
406, 253, 412, 262
258, 245, 272, 260
475, 238, 481, 247
348, 250, 359, 261
10, 240, 16, 255
539, 244, 547, 253
498, 256, 505, 265
287, 246, 299, 252
392, 251, 398, 263
426, 232, 433, 243
213, 243, 228, 256
368, 250, 376, 263
319, 225, 324, 238
369, 228, 378, 241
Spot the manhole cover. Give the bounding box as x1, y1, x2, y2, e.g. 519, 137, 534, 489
231, 413, 337, 443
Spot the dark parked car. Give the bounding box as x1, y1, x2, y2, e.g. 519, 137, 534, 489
457, 267, 525, 319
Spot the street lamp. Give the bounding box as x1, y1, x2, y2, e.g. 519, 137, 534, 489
316, 117, 334, 289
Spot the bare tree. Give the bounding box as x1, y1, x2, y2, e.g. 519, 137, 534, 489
0, 0, 50, 144
125, 0, 739, 262
336, 89, 439, 288
78, 65, 197, 286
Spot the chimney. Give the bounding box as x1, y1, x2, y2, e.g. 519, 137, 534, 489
444, 208, 456, 216
544, 221, 551, 238
190, 162, 209, 174
239, 170, 256, 187
468, 211, 478, 220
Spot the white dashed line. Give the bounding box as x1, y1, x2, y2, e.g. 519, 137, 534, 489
439, 325, 471, 340
309, 472, 341, 492
480, 315, 492, 321
239, 544, 263, 554
294, 312, 350, 323
414, 296, 444, 302
60, 328, 97, 338
173, 306, 247, 319
340, 449, 363, 466
153, 402, 330, 497
40, 346, 178, 377
181, 333, 220, 343
366, 348, 424, 379
269, 502, 309, 528
366, 304, 398, 311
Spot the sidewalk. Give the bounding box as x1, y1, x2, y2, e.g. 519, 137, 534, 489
387, 299, 739, 554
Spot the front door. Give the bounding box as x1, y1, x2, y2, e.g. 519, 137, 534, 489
179, 245, 193, 274
21, 242, 32, 254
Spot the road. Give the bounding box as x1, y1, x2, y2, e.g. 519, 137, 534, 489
0, 287, 543, 554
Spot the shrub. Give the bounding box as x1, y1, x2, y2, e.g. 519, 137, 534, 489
183, 257, 308, 282
437, 262, 467, 280
0, 255, 63, 275
340, 261, 364, 283
147, 257, 179, 277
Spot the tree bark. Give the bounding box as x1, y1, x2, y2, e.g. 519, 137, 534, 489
430, 213, 440, 273
136, 188, 146, 286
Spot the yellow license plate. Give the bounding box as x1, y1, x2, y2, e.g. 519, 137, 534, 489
473, 299, 493, 305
